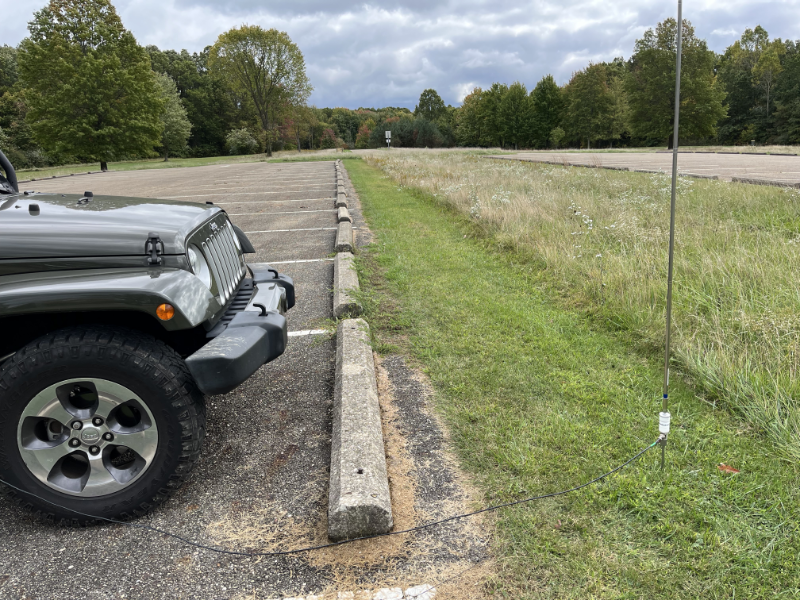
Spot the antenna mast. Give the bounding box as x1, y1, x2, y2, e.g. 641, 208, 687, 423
660, 0, 683, 469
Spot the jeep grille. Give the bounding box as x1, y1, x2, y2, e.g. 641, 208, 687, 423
199, 219, 247, 304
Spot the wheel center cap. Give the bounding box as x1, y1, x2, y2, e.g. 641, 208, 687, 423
80, 427, 101, 445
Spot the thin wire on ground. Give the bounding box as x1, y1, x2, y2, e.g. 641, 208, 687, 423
0, 438, 660, 558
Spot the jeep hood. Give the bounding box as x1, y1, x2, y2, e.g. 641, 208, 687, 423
0, 193, 221, 259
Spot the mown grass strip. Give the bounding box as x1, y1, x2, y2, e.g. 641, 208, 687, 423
346, 158, 800, 599
15, 150, 350, 179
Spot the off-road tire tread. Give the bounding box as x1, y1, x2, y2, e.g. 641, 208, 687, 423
0, 326, 206, 526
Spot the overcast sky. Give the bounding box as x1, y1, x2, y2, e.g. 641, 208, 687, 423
2, 0, 798, 109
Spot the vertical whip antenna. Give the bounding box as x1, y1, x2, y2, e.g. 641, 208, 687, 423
661, 0, 683, 470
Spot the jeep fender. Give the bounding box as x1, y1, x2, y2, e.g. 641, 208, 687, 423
0, 268, 221, 330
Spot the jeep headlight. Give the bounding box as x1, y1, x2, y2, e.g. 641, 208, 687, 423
187, 245, 212, 289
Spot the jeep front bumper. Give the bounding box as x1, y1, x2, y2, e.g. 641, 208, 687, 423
185, 267, 294, 396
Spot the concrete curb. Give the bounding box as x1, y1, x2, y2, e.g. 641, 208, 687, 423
333, 252, 361, 319
328, 318, 393, 540
337, 206, 352, 223
336, 221, 354, 253
733, 176, 799, 188
335, 194, 348, 208
337, 184, 347, 196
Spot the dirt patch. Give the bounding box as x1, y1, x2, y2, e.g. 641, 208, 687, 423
212, 353, 493, 599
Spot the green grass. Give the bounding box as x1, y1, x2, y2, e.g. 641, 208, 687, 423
345, 158, 800, 599
15, 150, 345, 180
367, 151, 800, 465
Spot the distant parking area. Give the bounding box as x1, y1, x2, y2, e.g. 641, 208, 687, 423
495, 151, 800, 186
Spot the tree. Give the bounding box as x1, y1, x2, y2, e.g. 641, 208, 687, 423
528, 74, 564, 148
772, 43, 800, 143
18, 0, 163, 170
549, 127, 565, 148
753, 40, 785, 119
225, 128, 258, 154
481, 83, 508, 147
155, 73, 191, 161
208, 26, 312, 156
455, 87, 484, 146
499, 81, 528, 149
414, 89, 446, 122
0, 46, 17, 97
563, 64, 613, 148
626, 18, 726, 147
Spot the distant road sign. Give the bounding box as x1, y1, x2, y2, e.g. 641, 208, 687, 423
385, 131, 391, 139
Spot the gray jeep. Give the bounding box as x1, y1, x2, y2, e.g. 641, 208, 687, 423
0, 150, 294, 523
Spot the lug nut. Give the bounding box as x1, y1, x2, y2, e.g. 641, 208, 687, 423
69, 439, 81, 448
89, 446, 100, 455
92, 417, 104, 426
102, 432, 114, 442
71, 421, 83, 430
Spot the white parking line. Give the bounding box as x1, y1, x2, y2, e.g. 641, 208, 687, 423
226, 209, 336, 216
214, 198, 333, 205
288, 329, 329, 337
162, 189, 332, 198
245, 227, 338, 233
251, 258, 334, 265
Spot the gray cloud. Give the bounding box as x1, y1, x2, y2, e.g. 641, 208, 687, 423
3, 0, 799, 109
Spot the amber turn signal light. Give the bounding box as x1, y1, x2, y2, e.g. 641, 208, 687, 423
156, 304, 175, 321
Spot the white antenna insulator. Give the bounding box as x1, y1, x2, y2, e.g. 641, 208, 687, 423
659, 412, 671, 435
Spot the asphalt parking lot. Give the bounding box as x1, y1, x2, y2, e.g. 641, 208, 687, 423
0, 160, 488, 600
497, 151, 800, 185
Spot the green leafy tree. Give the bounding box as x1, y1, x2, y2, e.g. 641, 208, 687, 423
499, 81, 528, 149
209, 26, 312, 156
155, 72, 191, 161
0, 46, 18, 97
718, 26, 787, 143
626, 18, 726, 147
455, 87, 484, 146
563, 63, 613, 148
18, 0, 163, 170
225, 127, 258, 154
549, 126, 565, 148
414, 88, 446, 122
146, 45, 244, 157
528, 74, 564, 148
608, 75, 629, 144
753, 40, 786, 118
772, 42, 800, 143
480, 83, 508, 147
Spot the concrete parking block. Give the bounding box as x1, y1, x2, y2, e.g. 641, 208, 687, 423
337, 184, 347, 196
328, 319, 393, 540
335, 221, 355, 253
333, 252, 361, 319
337, 207, 352, 223
336, 194, 348, 208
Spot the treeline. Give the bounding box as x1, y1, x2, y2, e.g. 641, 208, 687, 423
387, 21, 800, 150
1, 4, 799, 171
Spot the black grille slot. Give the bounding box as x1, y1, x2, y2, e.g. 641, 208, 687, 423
206, 279, 254, 338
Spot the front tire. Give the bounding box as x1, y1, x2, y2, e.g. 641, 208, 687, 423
0, 327, 205, 524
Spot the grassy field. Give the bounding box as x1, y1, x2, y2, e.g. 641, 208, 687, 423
14, 149, 344, 180
505, 145, 800, 155
364, 151, 800, 465
345, 157, 800, 598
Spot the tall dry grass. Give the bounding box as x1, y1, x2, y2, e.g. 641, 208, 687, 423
364, 150, 800, 461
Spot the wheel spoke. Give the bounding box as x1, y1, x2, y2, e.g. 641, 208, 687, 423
20, 385, 75, 426
82, 454, 122, 495
21, 442, 72, 475
113, 428, 158, 462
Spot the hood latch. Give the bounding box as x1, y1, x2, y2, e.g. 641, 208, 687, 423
146, 232, 164, 265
